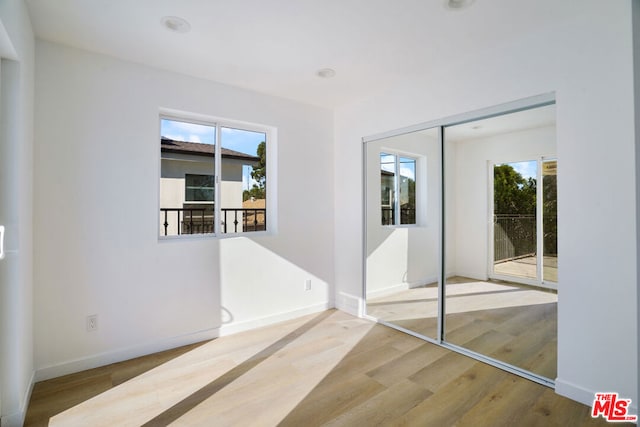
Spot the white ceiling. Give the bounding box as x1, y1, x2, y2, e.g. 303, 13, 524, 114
25, 0, 579, 109
445, 104, 556, 142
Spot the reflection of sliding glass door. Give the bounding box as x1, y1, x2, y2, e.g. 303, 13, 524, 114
491, 158, 557, 286
541, 159, 557, 283
492, 160, 538, 281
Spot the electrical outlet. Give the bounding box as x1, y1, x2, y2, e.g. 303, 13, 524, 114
87, 314, 98, 332
305, 279, 311, 291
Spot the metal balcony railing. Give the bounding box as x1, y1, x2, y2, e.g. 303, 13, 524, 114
381, 207, 416, 225
160, 207, 266, 236
494, 214, 536, 262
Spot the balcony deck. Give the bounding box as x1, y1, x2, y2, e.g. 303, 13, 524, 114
493, 255, 558, 283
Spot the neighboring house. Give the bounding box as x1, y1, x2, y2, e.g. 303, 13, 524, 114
160, 137, 260, 235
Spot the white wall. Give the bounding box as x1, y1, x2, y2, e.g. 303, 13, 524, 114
0, 1, 34, 426
450, 125, 556, 280
33, 41, 334, 379
334, 1, 637, 408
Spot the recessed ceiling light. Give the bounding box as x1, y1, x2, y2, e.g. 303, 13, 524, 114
444, 0, 475, 10
317, 68, 336, 79
161, 16, 191, 33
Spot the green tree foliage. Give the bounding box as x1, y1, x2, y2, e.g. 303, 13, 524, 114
406, 178, 415, 209
243, 141, 266, 201
542, 173, 557, 255
493, 164, 536, 215
251, 141, 266, 188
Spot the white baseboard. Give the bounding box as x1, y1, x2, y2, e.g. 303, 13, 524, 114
0, 370, 35, 427
335, 292, 362, 317
366, 283, 409, 299
1, 411, 23, 427
409, 275, 438, 288
35, 327, 220, 382
218, 302, 331, 336
555, 378, 595, 407
555, 379, 638, 416
453, 271, 488, 281
366, 276, 438, 300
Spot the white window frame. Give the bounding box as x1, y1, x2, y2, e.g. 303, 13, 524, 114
158, 109, 277, 240
379, 150, 419, 228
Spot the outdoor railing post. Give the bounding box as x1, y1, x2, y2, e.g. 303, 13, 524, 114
163, 210, 168, 236
159, 207, 265, 236
223, 210, 227, 234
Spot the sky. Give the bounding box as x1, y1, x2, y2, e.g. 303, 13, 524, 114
509, 160, 537, 180
380, 153, 416, 180
161, 119, 265, 190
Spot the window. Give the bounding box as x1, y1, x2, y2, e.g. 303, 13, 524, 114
185, 174, 215, 202
159, 116, 270, 237
380, 152, 416, 226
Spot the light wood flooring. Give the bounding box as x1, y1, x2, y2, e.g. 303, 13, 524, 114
367, 277, 558, 379
25, 309, 620, 426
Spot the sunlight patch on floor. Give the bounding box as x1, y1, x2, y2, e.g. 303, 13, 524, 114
49, 311, 374, 426
366, 280, 556, 323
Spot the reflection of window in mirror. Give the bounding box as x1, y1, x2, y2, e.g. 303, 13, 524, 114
380, 152, 416, 226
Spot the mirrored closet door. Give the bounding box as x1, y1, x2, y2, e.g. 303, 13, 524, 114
364, 127, 441, 340
443, 104, 558, 380
364, 98, 558, 384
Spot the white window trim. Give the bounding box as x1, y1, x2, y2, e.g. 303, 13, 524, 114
380, 149, 420, 228
158, 108, 277, 240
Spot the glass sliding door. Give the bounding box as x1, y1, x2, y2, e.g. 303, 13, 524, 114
542, 159, 558, 284
490, 157, 558, 287
493, 160, 538, 281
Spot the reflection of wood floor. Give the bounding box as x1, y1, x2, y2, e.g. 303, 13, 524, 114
25, 310, 614, 426
494, 255, 558, 282
367, 277, 558, 379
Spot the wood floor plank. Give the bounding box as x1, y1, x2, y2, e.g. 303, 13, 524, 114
460, 329, 517, 356
408, 351, 477, 393
277, 374, 385, 426
488, 316, 556, 377
445, 316, 504, 346
323, 379, 432, 426
519, 338, 557, 379
494, 302, 556, 337
397, 362, 510, 426
520, 388, 624, 427
366, 342, 449, 388
372, 277, 558, 380
25, 374, 113, 427
455, 374, 548, 426
24, 310, 608, 427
